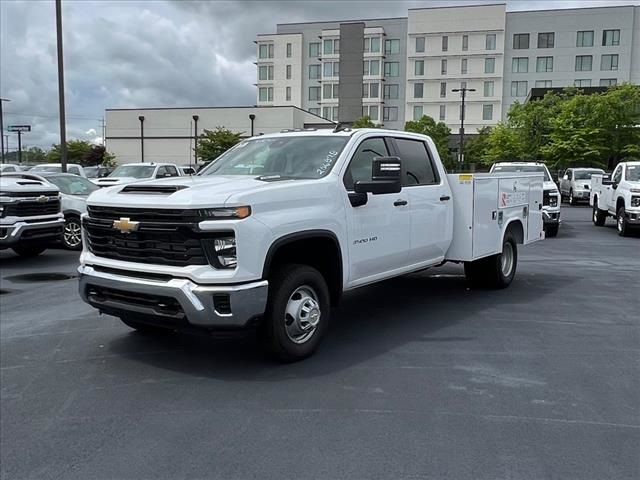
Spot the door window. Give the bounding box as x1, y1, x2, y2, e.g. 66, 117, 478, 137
165, 166, 179, 176
343, 138, 389, 190
612, 166, 622, 184
156, 166, 168, 177
393, 138, 439, 186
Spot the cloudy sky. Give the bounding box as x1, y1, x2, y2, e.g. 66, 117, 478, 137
1, 0, 638, 151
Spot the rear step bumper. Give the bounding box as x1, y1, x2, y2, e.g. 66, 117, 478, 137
78, 264, 268, 329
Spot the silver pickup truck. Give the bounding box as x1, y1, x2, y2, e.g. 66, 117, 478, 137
559, 168, 605, 205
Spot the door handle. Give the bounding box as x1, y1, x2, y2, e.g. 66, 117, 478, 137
439, 195, 451, 201
394, 200, 408, 207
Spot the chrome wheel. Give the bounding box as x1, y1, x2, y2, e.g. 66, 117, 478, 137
500, 241, 514, 277
63, 219, 82, 249
617, 213, 623, 232
593, 206, 598, 223
284, 285, 321, 344
569, 191, 574, 204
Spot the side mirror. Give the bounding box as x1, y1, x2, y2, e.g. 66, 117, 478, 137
354, 156, 402, 195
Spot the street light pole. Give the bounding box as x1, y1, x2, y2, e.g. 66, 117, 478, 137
138, 116, 145, 162
0, 98, 10, 164
451, 87, 476, 168
55, 0, 68, 173
192, 115, 199, 165
249, 114, 256, 137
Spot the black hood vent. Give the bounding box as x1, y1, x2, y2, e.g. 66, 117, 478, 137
120, 185, 188, 194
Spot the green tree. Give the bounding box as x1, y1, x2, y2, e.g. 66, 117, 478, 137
352, 116, 379, 128
404, 115, 454, 169
196, 127, 243, 163
463, 126, 492, 166
482, 123, 525, 165
47, 140, 94, 164
83, 145, 116, 166
23, 147, 47, 164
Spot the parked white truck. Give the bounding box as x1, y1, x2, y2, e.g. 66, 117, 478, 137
590, 161, 640, 236
78, 129, 544, 361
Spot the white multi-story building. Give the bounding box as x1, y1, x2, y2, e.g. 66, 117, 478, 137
256, 3, 640, 132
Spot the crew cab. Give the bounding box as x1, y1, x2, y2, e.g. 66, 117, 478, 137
78, 129, 544, 361
93, 162, 182, 187
559, 167, 605, 205
590, 161, 640, 236
0, 173, 64, 257
490, 162, 560, 237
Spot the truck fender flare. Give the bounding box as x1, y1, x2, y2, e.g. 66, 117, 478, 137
502, 219, 524, 245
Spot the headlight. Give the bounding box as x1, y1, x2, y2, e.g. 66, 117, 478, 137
213, 236, 237, 268
631, 196, 640, 208
549, 195, 558, 207
198, 206, 251, 220
631, 188, 640, 194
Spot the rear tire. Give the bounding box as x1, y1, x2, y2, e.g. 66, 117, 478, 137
259, 264, 330, 362
464, 233, 517, 289
120, 316, 173, 334
544, 224, 559, 238
592, 201, 606, 226
617, 206, 630, 237
11, 245, 47, 257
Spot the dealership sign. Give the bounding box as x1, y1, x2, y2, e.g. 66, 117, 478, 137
8, 125, 31, 132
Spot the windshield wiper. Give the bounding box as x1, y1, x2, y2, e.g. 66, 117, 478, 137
256, 175, 299, 182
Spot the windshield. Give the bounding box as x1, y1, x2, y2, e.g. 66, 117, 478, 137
200, 136, 350, 179
574, 169, 604, 180
45, 175, 98, 196
627, 164, 640, 181
492, 164, 551, 182
110, 165, 156, 178
84, 167, 99, 178
32, 165, 63, 173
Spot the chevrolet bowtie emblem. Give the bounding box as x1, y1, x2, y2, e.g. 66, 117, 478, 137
36, 195, 49, 203
112, 217, 140, 234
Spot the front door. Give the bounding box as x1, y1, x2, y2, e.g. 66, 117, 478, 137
343, 137, 410, 287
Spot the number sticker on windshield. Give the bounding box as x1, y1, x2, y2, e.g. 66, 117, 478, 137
316, 150, 339, 176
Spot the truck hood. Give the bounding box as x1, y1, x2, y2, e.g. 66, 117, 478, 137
86, 175, 291, 208
0, 176, 59, 195
544, 181, 559, 193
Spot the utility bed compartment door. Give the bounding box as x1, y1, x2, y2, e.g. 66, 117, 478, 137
472, 177, 501, 258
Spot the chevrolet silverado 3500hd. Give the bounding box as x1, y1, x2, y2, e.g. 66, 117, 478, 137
590, 161, 640, 236
79, 129, 544, 361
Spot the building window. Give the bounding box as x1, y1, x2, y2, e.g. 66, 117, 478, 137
537, 32, 555, 48
323, 62, 339, 77
577, 30, 594, 47
575, 55, 592, 72
484, 80, 494, 97
309, 86, 321, 101
413, 105, 424, 121
601, 54, 619, 71
535, 80, 552, 88
485, 57, 495, 74
258, 87, 273, 102
323, 39, 333, 55
286, 87, 291, 101
461, 58, 468, 74
383, 106, 398, 122
384, 62, 400, 77
363, 83, 379, 98
286, 43, 292, 58
439, 105, 446, 121
364, 37, 381, 53
415, 60, 424, 76
309, 64, 321, 79
384, 39, 400, 54
482, 104, 493, 121
364, 60, 380, 76
362, 105, 379, 121
512, 57, 528, 73
258, 65, 269, 81
416, 37, 425, 53
414, 82, 424, 99
460, 81, 467, 89
322, 107, 331, 119
511, 80, 528, 97
440, 82, 447, 98
332, 106, 339, 121
441, 59, 447, 75
309, 42, 320, 57
600, 78, 617, 87
323, 83, 339, 99
536, 56, 553, 73
602, 29, 620, 46
384, 84, 399, 99
309, 108, 320, 116
462, 35, 469, 51
513, 33, 530, 49
486, 34, 496, 50
442, 35, 448, 52
574, 79, 592, 87
258, 44, 270, 59
286, 65, 292, 80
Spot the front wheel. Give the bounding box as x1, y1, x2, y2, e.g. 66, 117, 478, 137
259, 264, 330, 362
544, 224, 559, 238
62, 216, 83, 250
592, 202, 606, 226
12, 245, 47, 257
464, 234, 517, 289
569, 189, 576, 205
617, 206, 630, 237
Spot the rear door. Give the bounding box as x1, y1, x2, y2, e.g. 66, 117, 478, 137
391, 137, 452, 266
343, 137, 410, 285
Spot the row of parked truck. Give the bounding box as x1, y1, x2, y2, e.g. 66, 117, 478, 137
1, 130, 637, 361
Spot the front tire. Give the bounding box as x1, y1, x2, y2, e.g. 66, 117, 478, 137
259, 264, 330, 362
569, 189, 576, 205
62, 215, 83, 250
544, 224, 559, 238
592, 201, 606, 226
11, 245, 47, 257
464, 233, 517, 289
617, 206, 630, 237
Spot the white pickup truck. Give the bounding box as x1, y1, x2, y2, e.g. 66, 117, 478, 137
590, 161, 640, 236
78, 129, 544, 361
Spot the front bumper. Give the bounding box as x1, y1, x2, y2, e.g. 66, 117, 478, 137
78, 264, 268, 329
0, 216, 64, 248
572, 190, 590, 200
625, 208, 640, 224
542, 208, 561, 225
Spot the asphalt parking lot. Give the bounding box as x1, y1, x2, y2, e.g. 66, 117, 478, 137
1, 205, 638, 480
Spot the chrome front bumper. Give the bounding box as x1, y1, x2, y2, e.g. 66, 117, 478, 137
542, 208, 560, 224
0, 216, 64, 248
78, 264, 269, 329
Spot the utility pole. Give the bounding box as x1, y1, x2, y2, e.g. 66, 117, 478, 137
0, 98, 10, 164
138, 116, 145, 162
55, 0, 68, 173
192, 115, 199, 165
451, 87, 476, 168
17, 131, 22, 165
